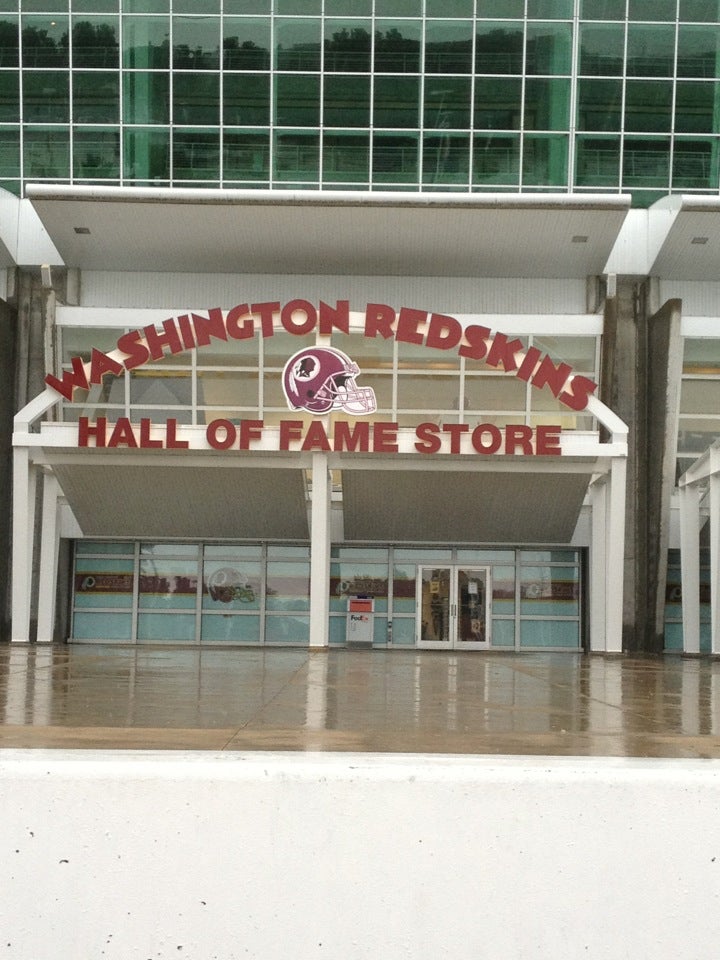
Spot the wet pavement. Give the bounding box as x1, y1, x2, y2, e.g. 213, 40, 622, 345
1, 644, 720, 756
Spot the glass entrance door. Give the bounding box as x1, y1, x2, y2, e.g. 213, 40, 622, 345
417, 567, 490, 650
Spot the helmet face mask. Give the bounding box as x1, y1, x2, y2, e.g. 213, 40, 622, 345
282, 347, 377, 415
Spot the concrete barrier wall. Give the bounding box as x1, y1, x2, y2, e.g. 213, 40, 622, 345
1, 751, 719, 959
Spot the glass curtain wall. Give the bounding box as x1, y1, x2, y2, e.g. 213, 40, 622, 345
1, 1, 719, 203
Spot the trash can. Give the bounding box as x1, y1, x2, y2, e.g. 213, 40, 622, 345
346, 596, 374, 648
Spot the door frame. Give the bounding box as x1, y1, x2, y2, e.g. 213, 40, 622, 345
416, 565, 491, 650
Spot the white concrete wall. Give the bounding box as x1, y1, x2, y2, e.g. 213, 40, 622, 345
1, 751, 719, 960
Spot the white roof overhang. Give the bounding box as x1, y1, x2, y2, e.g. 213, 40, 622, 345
24, 185, 631, 278
649, 195, 720, 281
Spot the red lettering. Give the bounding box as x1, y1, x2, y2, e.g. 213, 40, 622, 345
536, 425, 562, 455
117, 329, 150, 371
108, 418, 138, 448
45, 355, 89, 400
414, 421, 441, 454
191, 308, 227, 347
426, 313, 462, 351
559, 375, 597, 412
88, 348, 124, 386
177, 314, 196, 350
279, 419, 304, 450
319, 300, 350, 335
531, 354, 573, 398
442, 423, 469, 454
281, 299, 317, 336
396, 307, 427, 345
139, 418, 163, 448
364, 303, 396, 339
166, 418, 188, 448
486, 333, 524, 372
251, 301, 279, 337
516, 346, 542, 382
143, 319, 183, 360
471, 423, 502, 454
372, 422, 398, 453
78, 416, 106, 447
226, 303, 254, 340
333, 420, 370, 452
239, 419, 264, 449
301, 420, 331, 452
206, 419, 236, 450
458, 324, 491, 361
505, 424, 533, 455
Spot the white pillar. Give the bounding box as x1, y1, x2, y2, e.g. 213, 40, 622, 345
679, 481, 701, 654
589, 476, 607, 652
605, 456, 627, 654
11, 447, 36, 642
710, 470, 720, 654
309, 453, 331, 649
36, 471, 61, 644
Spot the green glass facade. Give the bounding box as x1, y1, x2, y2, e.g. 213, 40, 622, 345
1, 1, 720, 202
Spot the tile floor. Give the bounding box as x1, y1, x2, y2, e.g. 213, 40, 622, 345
1, 644, 720, 756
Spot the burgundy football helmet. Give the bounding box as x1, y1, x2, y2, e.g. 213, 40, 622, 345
282, 346, 377, 415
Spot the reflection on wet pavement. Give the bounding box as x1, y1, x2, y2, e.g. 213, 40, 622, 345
2, 644, 720, 756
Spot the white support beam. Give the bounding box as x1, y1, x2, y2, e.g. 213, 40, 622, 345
711, 468, 720, 654
309, 453, 331, 650
11, 448, 36, 642
605, 456, 627, 653
679, 482, 701, 654
589, 476, 607, 651
36, 471, 60, 644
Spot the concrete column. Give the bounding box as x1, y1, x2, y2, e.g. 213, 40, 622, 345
36, 471, 61, 643
711, 467, 720, 654
0, 292, 17, 638
589, 476, 607, 651
309, 452, 331, 649
679, 481, 701, 654
11, 447, 36, 642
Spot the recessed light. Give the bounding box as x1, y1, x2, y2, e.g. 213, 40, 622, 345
74, 226, 91, 235
571, 235, 588, 243
691, 236, 708, 244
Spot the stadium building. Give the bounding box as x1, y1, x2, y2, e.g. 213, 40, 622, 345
1, 0, 720, 653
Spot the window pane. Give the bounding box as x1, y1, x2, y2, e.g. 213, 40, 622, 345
24, 127, 70, 178
579, 23, 625, 76
223, 17, 270, 70
23, 71, 69, 123
139, 558, 198, 609
322, 133, 369, 183
528, 0, 574, 15
476, 22, 523, 75
324, 19, 371, 72
623, 137, 670, 186
675, 82, 717, 134
223, 73, 269, 125
628, 0, 676, 19
22, 15, 69, 68
75, 556, 133, 609
326, 0, 372, 13
124, 126, 169, 181
524, 78, 570, 130
275, 18, 321, 71
72, 16, 119, 68
577, 79, 622, 131
374, 20, 421, 73
372, 132, 418, 183
374, 76, 419, 128
123, 72, 169, 124
274, 132, 319, 181
266, 561, 310, 610
426, 0, 474, 16
375, 0, 421, 14
0, 72, 19, 121
478, 0, 525, 14
580, 0, 626, 17
0, 127, 19, 177
677, 25, 720, 78
525, 22, 571, 75
0, 16, 19, 68
423, 133, 469, 186
424, 77, 470, 129
465, 375, 527, 412
173, 129, 219, 180
424, 19, 473, 74
680, 1, 720, 22
324, 75, 370, 127
624, 81, 672, 132
172, 15, 220, 69
473, 133, 520, 186
122, 15, 169, 69
174, 73, 219, 125
627, 24, 675, 77
203, 560, 261, 610
223, 131, 269, 182
474, 77, 521, 129
681, 379, 720, 415
522, 133, 568, 186
73, 128, 119, 179
73, 71, 119, 124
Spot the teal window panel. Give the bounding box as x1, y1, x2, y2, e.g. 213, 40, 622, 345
522, 133, 568, 186
275, 73, 320, 126
524, 77, 570, 131
390, 617, 415, 645
520, 620, 579, 648
525, 22, 572, 76
138, 558, 198, 609
172, 15, 220, 70
137, 613, 196, 642
329, 615, 347, 645
424, 20, 473, 75
474, 76, 521, 130
627, 24, 675, 77
324, 19, 371, 73
275, 17, 321, 72
202, 560, 261, 611
628, 0, 677, 19
323, 75, 370, 128
74, 0, 119, 11
577, 79, 622, 132
72, 15, 119, 69
675, 82, 719, 134
24, 126, 70, 178
123, 0, 169, 11
329, 562, 388, 613
528, 0, 574, 15
423, 133, 470, 186
23, 71, 69, 123
224, 131, 270, 182
75, 541, 133, 556
677, 25, 720, 79
73, 72, 119, 124
426, 0, 474, 16
21, 15, 69, 68
0, 16, 18, 68
201, 614, 260, 643
375, 20, 421, 73
18, 0, 69, 9
322, 132, 369, 183
578, 23, 625, 77
680, 0, 720, 22
0, 72, 18, 122
478, 0, 524, 15
375, 0, 421, 14
123, 124, 170, 181
520, 550, 579, 562
624, 80, 672, 133
75, 556, 133, 608
223, 73, 270, 126
266, 560, 310, 611
476, 22, 523, 75
472, 133, 520, 186
520, 565, 579, 616
576, 135, 622, 187
173, 128, 219, 181
175, 0, 219, 12
580, 1, 626, 18
664, 622, 684, 651
73, 128, 120, 179
623, 136, 670, 186
123, 72, 169, 124
265, 614, 309, 644
73, 611, 132, 641
122, 16, 170, 70
277, 0, 320, 11
373, 76, 420, 128
673, 139, 720, 190
225, 0, 271, 11
223, 18, 270, 71
0, 181, 21, 196
424, 77, 471, 129
173, 73, 219, 125
491, 619, 515, 647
